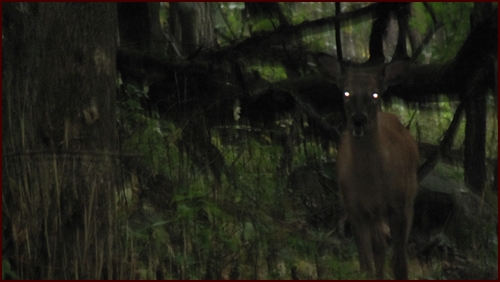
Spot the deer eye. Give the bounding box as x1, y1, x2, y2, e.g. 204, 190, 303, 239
372, 93, 379, 99
344, 91, 350, 98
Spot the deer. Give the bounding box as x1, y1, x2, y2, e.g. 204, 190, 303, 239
317, 55, 419, 280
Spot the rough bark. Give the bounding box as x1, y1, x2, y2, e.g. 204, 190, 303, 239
2, 3, 122, 279
169, 2, 216, 56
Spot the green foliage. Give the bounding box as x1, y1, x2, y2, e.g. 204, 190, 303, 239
216, 2, 246, 42
384, 99, 470, 153
252, 19, 280, 33
433, 163, 464, 181
159, 3, 168, 30
409, 3, 433, 35
428, 3, 474, 62
112, 3, 496, 279
303, 33, 329, 52
117, 78, 180, 178
409, 3, 475, 63
2, 259, 19, 280
258, 65, 288, 82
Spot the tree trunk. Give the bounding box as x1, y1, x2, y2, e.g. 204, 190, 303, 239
169, 2, 216, 56
464, 86, 487, 193
118, 3, 164, 53
463, 3, 492, 194
2, 3, 124, 279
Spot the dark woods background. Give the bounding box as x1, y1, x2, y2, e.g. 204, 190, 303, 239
2, 2, 498, 279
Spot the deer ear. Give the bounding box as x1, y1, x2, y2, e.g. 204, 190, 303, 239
383, 60, 410, 87
313, 52, 342, 82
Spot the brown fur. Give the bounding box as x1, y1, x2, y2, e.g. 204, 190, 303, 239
315, 56, 419, 279
334, 58, 419, 282
337, 111, 418, 279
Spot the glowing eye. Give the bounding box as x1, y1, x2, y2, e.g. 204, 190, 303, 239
372, 93, 379, 99
344, 91, 350, 98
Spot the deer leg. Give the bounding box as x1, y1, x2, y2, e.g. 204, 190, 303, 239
389, 213, 409, 280
372, 222, 387, 279
350, 218, 375, 278
405, 199, 415, 241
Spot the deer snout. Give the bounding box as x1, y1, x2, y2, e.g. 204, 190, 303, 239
350, 112, 367, 137
351, 112, 367, 126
